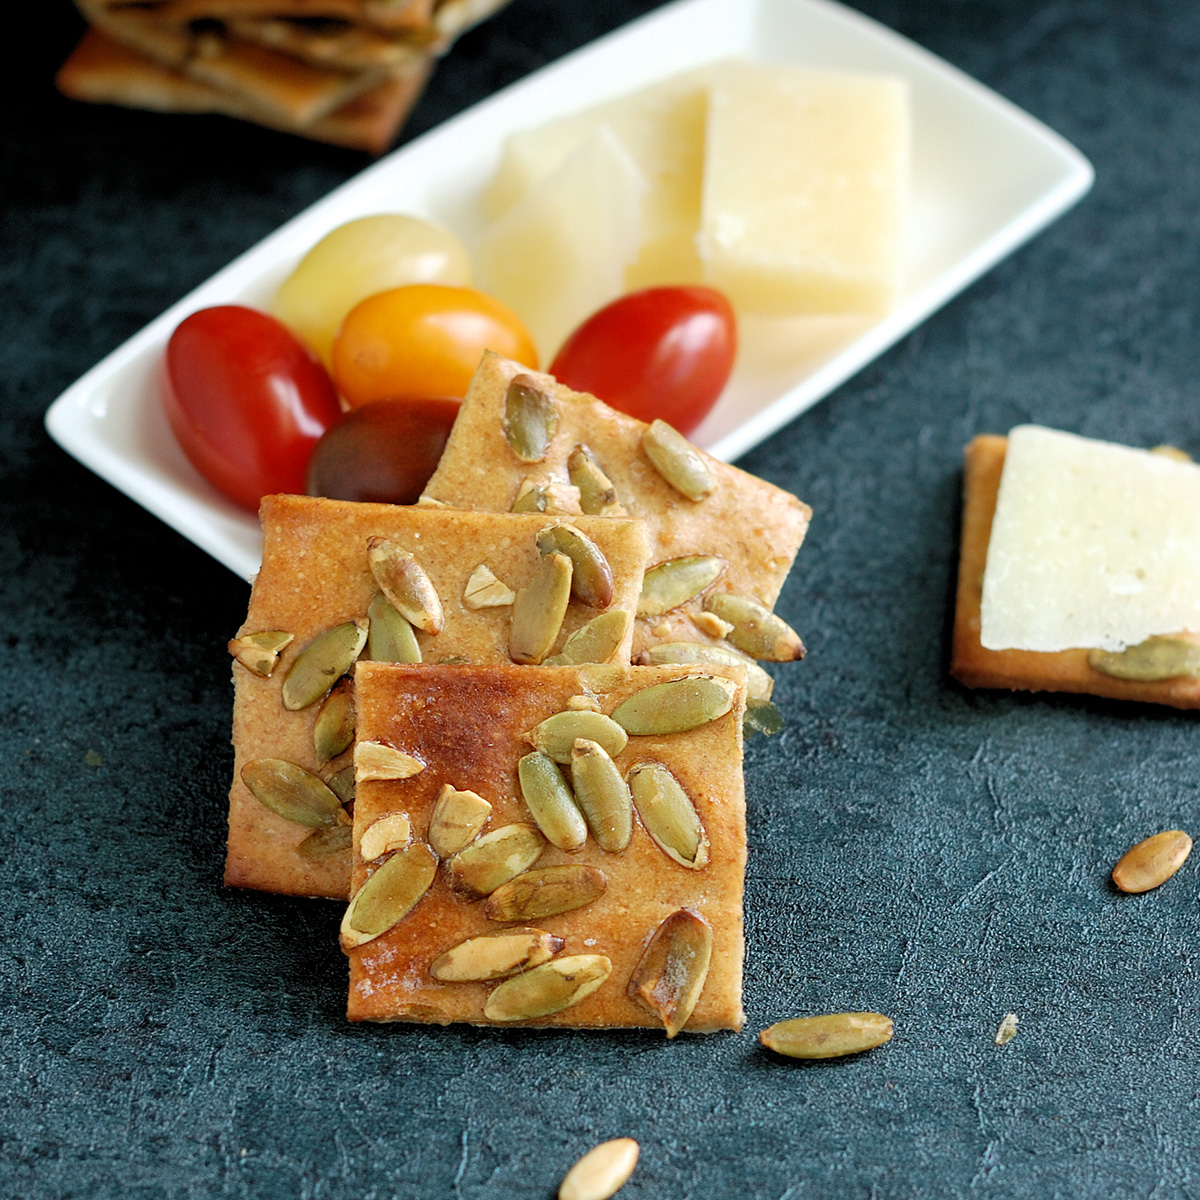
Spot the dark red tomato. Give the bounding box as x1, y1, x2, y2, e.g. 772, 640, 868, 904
163, 305, 342, 512
305, 397, 461, 504
549, 287, 737, 435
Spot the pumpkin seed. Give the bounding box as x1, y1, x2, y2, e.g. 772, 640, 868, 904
366, 592, 421, 663
281, 619, 367, 711
502, 375, 558, 462
544, 610, 630, 666
366, 538, 444, 634
558, 1139, 640, 1200
241, 758, 349, 828
483, 954, 611, 1021
994, 1012, 1019, 1046
610, 674, 737, 735
1087, 637, 1200, 682
703, 593, 805, 662
570, 739, 632, 853
462, 563, 515, 609
1111, 829, 1193, 893
643, 641, 773, 701
340, 841, 438, 950
227, 630, 293, 677
445, 823, 546, 897
510, 551, 573, 664
642, 419, 715, 501
354, 741, 425, 782
638, 556, 726, 617
518, 752, 588, 851
483, 864, 607, 921
527, 709, 628, 764
537, 523, 614, 608
430, 927, 564, 982
744, 698, 784, 738
511, 479, 582, 514
691, 610, 733, 639
297, 824, 353, 860
627, 762, 708, 870
627, 908, 712, 1037
324, 765, 355, 808
312, 678, 355, 765
428, 784, 492, 857
759, 1012, 894, 1059
568, 444, 627, 517
359, 812, 412, 862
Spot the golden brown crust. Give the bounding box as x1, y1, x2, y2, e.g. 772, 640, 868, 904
346, 662, 746, 1032
950, 435, 1200, 708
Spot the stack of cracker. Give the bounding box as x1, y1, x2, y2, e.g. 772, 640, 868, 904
225, 353, 812, 1034
56, 0, 510, 153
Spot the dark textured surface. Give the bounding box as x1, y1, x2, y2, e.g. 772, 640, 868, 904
4, 2, 1200, 1197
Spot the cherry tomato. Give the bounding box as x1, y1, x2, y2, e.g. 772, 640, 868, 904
331, 284, 538, 408
305, 398, 460, 505
163, 305, 341, 512
549, 287, 737, 435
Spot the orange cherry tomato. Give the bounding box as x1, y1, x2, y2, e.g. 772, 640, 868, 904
331, 284, 538, 407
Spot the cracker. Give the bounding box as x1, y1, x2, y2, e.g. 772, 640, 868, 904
346, 662, 747, 1032
225, 495, 650, 899
951, 434, 1200, 708
422, 352, 811, 659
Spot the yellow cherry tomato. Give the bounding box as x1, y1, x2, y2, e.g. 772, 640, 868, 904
332, 284, 538, 407
272, 215, 472, 366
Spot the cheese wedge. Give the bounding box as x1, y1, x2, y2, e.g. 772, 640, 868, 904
980, 426, 1200, 652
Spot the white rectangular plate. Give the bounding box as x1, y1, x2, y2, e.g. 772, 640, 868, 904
45, 0, 1093, 581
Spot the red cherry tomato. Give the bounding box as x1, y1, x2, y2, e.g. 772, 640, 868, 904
305, 398, 460, 504
164, 305, 341, 512
549, 287, 737, 435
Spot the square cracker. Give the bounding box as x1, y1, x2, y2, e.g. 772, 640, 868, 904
951, 434, 1200, 708
346, 661, 747, 1032
421, 352, 811, 659
226, 494, 649, 900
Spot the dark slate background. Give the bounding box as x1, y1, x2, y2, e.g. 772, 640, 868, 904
4, 1, 1199, 1196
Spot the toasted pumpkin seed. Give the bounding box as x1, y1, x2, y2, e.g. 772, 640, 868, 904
760, 1012, 894, 1059
325, 765, 355, 808
366, 538, 444, 634
627, 909, 712, 1037
462, 564, 516, 609
503, 375, 558, 461
627, 762, 709, 870
511, 479, 582, 514
297, 824, 353, 860
518, 752, 588, 851
428, 784, 492, 857
610, 674, 737, 735
527, 709, 628, 764
281, 619, 367, 711
744, 697, 784, 738
510, 551, 573, 664
1112, 829, 1193, 893
354, 741, 425, 782
537, 523, 614, 608
545, 610, 631, 666
484, 954, 611, 1021
642, 419, 715, 501
228, 630, 294, 677
241, 758, 349, 828
994, 1012, 1019, 1046
558, 1139, 640, 1200
704, 593, 805, 662
445, 823, 546, 897
483, 864, 607, 922
366, 592, 421, 663
340, 841, 438, 950
638, 556, 726, 617
313, 678, 355, 765
568, 445, 627, 517
642, 641, 774, 701
359, 812, 412, 862
430, 927, 564, 982
1087, 636, 1200, 682
570, 739, 632, 853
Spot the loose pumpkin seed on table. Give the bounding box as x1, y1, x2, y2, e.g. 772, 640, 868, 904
558, 1138, 640, 1200
1111, 829, 1193, 893
760, 1012, 895, 1059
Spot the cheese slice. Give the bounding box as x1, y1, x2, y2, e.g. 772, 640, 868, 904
980, 426, 1200, 652
699, 64, 909, 316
